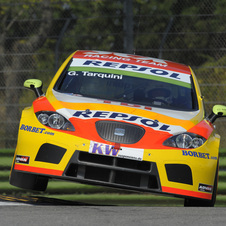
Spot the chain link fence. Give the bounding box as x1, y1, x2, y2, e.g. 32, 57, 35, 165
0, 0, 226, 148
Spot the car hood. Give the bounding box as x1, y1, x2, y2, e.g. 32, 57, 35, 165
33, 90, 204, 149
53, 90, 200, 127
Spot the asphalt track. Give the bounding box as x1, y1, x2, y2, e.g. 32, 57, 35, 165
0, 196, 226, 226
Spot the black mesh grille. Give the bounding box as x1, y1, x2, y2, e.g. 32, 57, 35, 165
64, 151, 160, 191
95, 121, 145, 144
78, 151, 151, 171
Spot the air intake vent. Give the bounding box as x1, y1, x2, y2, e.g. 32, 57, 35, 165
95, 121, 145, 144
165, 164, 193, 185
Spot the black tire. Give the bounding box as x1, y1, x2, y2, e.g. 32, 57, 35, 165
184, 163, 219, 207
10, 168, 48, 191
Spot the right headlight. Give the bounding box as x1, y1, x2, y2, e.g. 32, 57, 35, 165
163, 133, 206, 149
36, 111, 75, 131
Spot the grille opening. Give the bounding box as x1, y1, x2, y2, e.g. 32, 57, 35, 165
64, 151, 160, 191
78, 151, 151, 172
65, 163, 159, 189
116, 158, 151, 171
79, 151, 113, 166
85, 166, 110, 182
65, 163, 78, 177
114, 171, 141, 187
148, 175, 159, 188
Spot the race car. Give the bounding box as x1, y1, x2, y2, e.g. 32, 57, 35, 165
10, 50, 226, 207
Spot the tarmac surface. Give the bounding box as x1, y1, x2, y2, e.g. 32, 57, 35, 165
0, 195, 226, 226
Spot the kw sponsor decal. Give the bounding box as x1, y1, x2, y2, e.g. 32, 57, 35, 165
20, 124, 55, 136
198, 183, 213, 193
72, 110, 174, 132
89, 141, 144, 161
91, 142, 120, 156
15, 155, 30, 164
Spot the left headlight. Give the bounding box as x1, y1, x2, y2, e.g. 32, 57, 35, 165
36, 111, 75, 131
163, 133, 206, 149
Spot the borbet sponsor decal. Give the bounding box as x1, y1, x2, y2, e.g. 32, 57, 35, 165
20, 124, 55, 136
89, 141, 144, 161
70, 59, 191, 84
182, 150, 218, 160
182, 150, 210, 159
70, 110, 186, 133
20, 124, 46, 134
15, 155, 30, 164
198, 183, 213, 193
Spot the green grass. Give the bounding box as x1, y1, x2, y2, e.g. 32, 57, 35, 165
0, 171, 10, 181
0, 157, 13, 167
220, 148, 226, 153
220, 158, 226, 167
0, 149, 14, 154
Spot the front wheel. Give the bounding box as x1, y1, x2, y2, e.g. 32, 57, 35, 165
184, 163, 219, 207
10, 168, 48, 191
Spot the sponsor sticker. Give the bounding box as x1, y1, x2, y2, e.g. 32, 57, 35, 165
80, 50, 169, 67
89, 141, 144, 161
198, 183, 213, 193
15, 155, 30, 164
70, 110, 186, 133
182, 150, 210, 159
182, 150, 218, 161
20, 124, 54, 136
70, 58, 191, 84
68, 71, 123, 80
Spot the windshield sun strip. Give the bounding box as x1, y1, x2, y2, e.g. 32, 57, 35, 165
68, 66, 191, 88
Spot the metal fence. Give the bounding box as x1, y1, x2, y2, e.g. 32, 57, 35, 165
0, 0, 226, 148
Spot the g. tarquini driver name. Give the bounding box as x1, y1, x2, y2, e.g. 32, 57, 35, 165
68, 71, 123, 80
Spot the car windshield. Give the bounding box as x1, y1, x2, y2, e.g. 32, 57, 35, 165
54, 60, 198, 111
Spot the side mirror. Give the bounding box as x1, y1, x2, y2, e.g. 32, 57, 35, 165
24, 79, 44, 97
208, 105, 226, 123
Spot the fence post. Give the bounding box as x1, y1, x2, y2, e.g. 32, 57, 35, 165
123, 0, 134, 54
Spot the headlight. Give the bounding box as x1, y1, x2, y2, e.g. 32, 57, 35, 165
163, 133, 206, 149
36, 111, 75, 131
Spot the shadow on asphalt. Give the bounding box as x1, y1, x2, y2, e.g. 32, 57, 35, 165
0, 194, 110, 206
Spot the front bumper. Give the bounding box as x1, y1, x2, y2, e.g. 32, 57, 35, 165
13, 144, 217, 201
12, 107, 219, 201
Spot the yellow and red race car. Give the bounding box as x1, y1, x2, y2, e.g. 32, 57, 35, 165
10, 50, 226, 206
